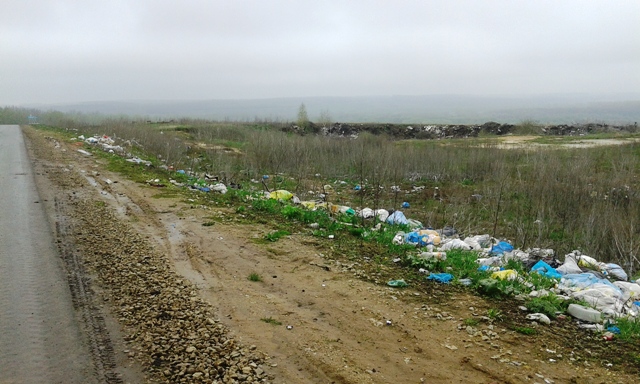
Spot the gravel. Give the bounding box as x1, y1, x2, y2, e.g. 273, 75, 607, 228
71, 200, 270, 383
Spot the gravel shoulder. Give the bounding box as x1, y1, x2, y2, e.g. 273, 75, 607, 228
22, 125, 638, 384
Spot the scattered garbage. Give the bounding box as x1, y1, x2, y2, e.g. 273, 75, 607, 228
269, 190, 293, 200
386, 211, 409, 225
387, 279, 408, 288
427, 273, 453, 284
490, 241, 514, 255
126, 157, 152, 166
491, 270, 518, 281
139, 165, 640, 324
567, 304, 602, 323
531, 260, 562, 279
526, 313, 551, 325
419, 251, 447, 261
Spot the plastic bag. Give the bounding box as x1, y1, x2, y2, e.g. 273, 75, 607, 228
375, 209, 389, 222
531, 260, 562, 279
269, 190, 293, 200
556, 254, 582, 275
386, 211, 409, 225
405, 232, 431, 247
490, 241, 514, 255
577, 255, 600, 270
491, 270, 518, 281
439, 238, 472, 251
427, 273, 453, 284
359, 208, 374, 218
604, 263, 628, 281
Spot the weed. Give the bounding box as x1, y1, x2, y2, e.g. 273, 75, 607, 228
463, 318, 480, 326
248, 273, 262, 282
615, 317, 640, 342
202, 221, 215, 227
526, 294, 565, 319
264, 230, 290, 242
260, 317, 282, 325
251, 198, 281, 214
487, 308, 503, 321
515, 327, 536, 335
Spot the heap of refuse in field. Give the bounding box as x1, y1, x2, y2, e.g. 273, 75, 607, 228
261, 188, 640, 325
99, 156, 639, 326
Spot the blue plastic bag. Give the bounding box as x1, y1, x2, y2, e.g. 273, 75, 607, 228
427, 273, 453, 284
490, 241, 514, 255
386, 211, 409, 225
405, 232, 430, 246
531, 260, 562, 279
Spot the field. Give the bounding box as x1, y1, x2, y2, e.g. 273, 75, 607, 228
48, 116, 640, 272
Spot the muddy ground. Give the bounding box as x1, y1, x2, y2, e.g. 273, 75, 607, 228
22, 125, 639, 383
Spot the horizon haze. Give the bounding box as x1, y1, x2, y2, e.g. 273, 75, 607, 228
2, 0, 639, 109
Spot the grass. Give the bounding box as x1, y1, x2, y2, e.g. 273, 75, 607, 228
263, 230, 290, 242
515, 327, 536, 335
202, 221, 215, 226
248, 273, 262, 282
463, 318, 480, 326
260, 317, 282, 326
487, 308, 503, 321
526, 294, 566, 319
615, 317, 640, 342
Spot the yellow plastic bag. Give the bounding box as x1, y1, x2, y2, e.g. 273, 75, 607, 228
269, 190, 293, 200
491, 270, 518, 281
300, 201, 316, 209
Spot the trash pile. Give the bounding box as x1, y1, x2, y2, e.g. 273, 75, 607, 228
75, 134, 156, 166
264, 188, 640, 326
77, 134, 126, 155
390, 224, 640, 323
170, 170, 228, 194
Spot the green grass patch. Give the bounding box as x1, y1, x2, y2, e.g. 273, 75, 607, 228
515, 327, 536, 335
264, 230, 290, 242
526, 294, 566, 319
487, 308, 503, 321
260, 317, 282, 325
248, 272, 262, 282
615, 317, 640, 342
463, 318, 480, 326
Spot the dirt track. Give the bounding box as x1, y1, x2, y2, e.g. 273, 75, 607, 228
21, 125, 638, 383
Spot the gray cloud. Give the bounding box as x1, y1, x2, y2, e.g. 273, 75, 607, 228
1, 0, 639, 104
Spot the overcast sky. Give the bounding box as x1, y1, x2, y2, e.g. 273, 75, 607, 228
1, 0, 639, 105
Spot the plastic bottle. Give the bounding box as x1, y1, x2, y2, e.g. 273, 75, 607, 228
567, 304, 602, 323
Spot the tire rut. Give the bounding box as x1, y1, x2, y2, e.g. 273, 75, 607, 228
54, 196, 123, 384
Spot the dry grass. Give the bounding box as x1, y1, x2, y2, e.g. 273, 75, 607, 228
23, 113, 640, 275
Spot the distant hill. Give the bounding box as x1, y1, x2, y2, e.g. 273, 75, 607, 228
25, 94, 640, 124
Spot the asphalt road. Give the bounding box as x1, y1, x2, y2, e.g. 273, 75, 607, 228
0, 125, 93, 383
